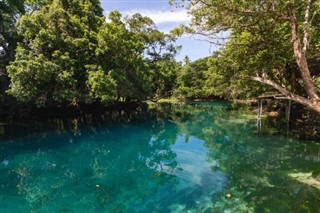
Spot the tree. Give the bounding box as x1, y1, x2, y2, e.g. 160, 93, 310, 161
94, 11, 147, 102
7, 0, 106, 106
204, 29, 285, 100
172, 0, 320, 112
0, 0, 25, 104
144, 29, 180, 99
183, 55, 191, 65
127, 13, 181, 99
174, 57, 210, 99
7, 2, 180, 107
0, 0, 25, 68
96, 11, 180, 102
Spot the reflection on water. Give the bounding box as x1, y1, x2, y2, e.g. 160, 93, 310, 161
0, 102, 320, 212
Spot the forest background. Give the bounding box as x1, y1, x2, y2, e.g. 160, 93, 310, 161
1, 0, 320, 120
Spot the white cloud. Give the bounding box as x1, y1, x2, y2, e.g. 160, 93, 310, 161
105, 9, 191, 25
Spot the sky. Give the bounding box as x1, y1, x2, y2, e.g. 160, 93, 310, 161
99, 0, 217, 62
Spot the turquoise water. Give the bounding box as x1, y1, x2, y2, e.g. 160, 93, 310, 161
0, 102, 320, 212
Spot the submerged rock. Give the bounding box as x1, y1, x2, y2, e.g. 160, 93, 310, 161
1, 159, 9, 166
289, 172, 320, 189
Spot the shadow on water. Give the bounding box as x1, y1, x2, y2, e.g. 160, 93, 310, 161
0, 102, 320, 212
0, 105, 163, 157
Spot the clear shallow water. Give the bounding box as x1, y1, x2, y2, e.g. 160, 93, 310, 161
0, 102, 320, 213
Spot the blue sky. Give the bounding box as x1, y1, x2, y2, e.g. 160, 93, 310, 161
99, 0, 216, 62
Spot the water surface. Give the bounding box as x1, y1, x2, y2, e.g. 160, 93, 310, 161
1, 102, 320, 212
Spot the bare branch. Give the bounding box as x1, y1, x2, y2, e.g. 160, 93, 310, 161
193, 37, 225, 46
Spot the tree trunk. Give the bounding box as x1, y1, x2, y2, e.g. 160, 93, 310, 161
288, 3, 320, 100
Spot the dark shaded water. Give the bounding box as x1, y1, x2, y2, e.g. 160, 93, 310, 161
0, 102, 320, 212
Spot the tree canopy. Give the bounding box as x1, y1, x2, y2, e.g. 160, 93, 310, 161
174, 57, 210, 99
6, 0, 180, 107
0, 0, 25, 104
0, 0, 25, 68
171, 0, 320, 112
2, 0, 320, 115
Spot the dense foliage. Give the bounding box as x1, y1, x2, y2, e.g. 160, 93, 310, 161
0, 0, 25, 104
174, 54, 269, 100
1, 0, 320, 114
174, 57, 209, 99
2, 0, 180, 109
0, 0, 24, 69
172, 0, 320, 112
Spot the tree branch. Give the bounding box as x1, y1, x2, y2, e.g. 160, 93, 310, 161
303, 0, 312, 53
245, 75, 320, 112
245, 76, 293, 97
